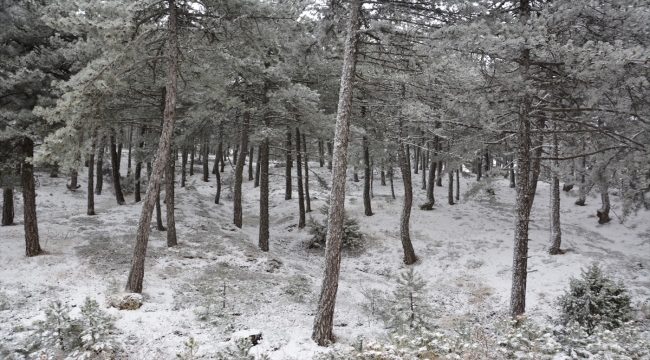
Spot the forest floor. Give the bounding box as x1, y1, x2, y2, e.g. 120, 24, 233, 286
1, 156, 649, 359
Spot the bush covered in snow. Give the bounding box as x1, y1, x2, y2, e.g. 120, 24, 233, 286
307, 203, 363, 249
558, 263, 631, 334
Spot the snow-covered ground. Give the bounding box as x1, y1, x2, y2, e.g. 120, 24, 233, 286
1, 154, 649, 359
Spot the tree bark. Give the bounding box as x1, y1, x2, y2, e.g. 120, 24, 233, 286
233, 111, 250, 228
126, 0, 179, 293
2, 188, 14, 226
285, 129, 292, 200
575, 151, 587, 206
189, 144, 195, 176
398, 138, 417, 265
19, 137, 41, 257
596, 166, 611, 224
181, 147, 187, 188
549, 122, 562, 254
110, 135, 126, 205
215, 141, 222, 204
127, 128, 133, 176
166, 146, 177, 246
312, 0, 360, 346
254, 146, 261, 188
296, 128, 306, 228
134, 127, 145, 202
155, 186, 165, 231
318, 139, 324, 167
259, 137, 270, 251
87, 146, 95, 216
389, 166, 395, 199
380, 168, 386, 186
248, 146, 254, 181
448, 171, 455, 205
327, 140, 333, 170
95, 135, 104, 195
509, 155, 516, 188
202, 143, 209, 182
303, 133, 311, 213
455, 168, 460, 201
421, 147, 436, 210
363, 135, 373, 216
68, 169, 79, 191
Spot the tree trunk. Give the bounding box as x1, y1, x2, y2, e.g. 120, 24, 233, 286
215, 141, 222, 204
181, 147, 187, 187
285, 129, 292, 200
20, 137, 41, 257
259, 137, 270, 251
509, 155, 516, 188
398, 138, 417, 265
110, 135, 126, 205
353, 170, 359, 182
296, 128, 306, 228
233, 111, 250, 229
2, 188, 14, 226
87, 147, 95, 216
248, 146, 254, 181
455, 168, 460, 201
68, 169, 79, 191
421, 145, 427, 190
126, 0, 179, 293
413, 144, 419, 174
166, 146, 177, 246
448, 171, 455, 205
436, 160, 443, 187
95, 136, 104, 195
575, 153, 587, 206
476, 154, 482, 181
202, 143, 209, 182
233, 144, 239, 166
254, 146, 261, 188
127, 128, 133, 176
50, 162, 59, 177
312, 0, 360, 346
484, 148, 490, 173
327, 140, 333, 170
134, 127, 145, 202
597, 191, 611, 224
406, 144, 411, 173
363, 136, 373, 216
318, 139, 324, 167
189, 144, 195, 176
380, 168, 386, 186
421, 148, 436, 210
549, 123, 562, 254
303, 134, 311, 213
389, 166, 395, 199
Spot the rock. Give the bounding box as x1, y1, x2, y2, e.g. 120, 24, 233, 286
110, 293, 143, 310
232, 329, 262, 345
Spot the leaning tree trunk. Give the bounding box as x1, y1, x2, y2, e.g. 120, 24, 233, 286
134, 127, 145, 202
312, 0, 360, 346
259, 137, 270, 251
296, 128, 306, 229
95, 135, 104, 195
233, 111, 250, 229
549, 123, 562, 254
363, 136, 373, 216
398, 138, 417, 265
215, 141, 222, 204
110, 135, 126, 205
285, 129, 292, 200
303, 133, 311, 213
2, 188, 14, 226
87, 144, 96, 216
20, 137, 41, 257
126, 0, 179, 293
166, 146, 177, 246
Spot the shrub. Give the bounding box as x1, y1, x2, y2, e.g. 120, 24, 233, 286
283, 274, 312, 302
306, 203, 362, 249
558, 263, 631, 334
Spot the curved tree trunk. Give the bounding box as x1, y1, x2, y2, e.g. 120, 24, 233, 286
296, 128, 306, 228
303, 133, 311, 213
166, 147, 177, 247
312, 0, 360, 345
68, 169, 79, 191
2, 188, 14, 226
20, 137, 41, 257
126, 0, 179, 293
110, 135, 126, 205
233, 111, 250, 228
259, 137, 270, 251
398, 140, 417, 265
363, 136, 373, 216
215, 141, 222, 204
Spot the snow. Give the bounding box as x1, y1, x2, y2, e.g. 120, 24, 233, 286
1, 154, 649, 359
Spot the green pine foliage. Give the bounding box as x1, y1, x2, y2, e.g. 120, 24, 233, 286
36, 300, 80, 352
307, 203, 363, 249
558, 263, 631, 334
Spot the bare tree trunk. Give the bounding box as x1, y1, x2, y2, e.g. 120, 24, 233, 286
87, 143, 95, 216
134, 127, 145, 201
312, 0, 360, 345
285, 129, 292, 200
110, 135, 126, 205
363, 136, 373, 216
214, 141, 222, 204
254, 146, 261, 188
421, 147, 436, 210
126, 0, 179, 293
327, 140, 333, 170
398, 137, 417, 265
456, 168, 460, 201
509, 155, 516, 188
421, 145, 427, 190
233, 111, 250, 229
181, 147, 187, 188
20, 137, 41, 257
318, 139, 324, 167
155, 186, 166, 231
596, 166, 611, 224
220, 143, 225, 173
127, 128, 133, 176
259, 137, 270, 251
233, 144, 239, 166
95, 135, 104, 195
189, 144, 195, 176
202, 143, 209, 182
389, 166, 395, 199
476, 154, 482, 181
2, 188, 14, 226
303, 133, 311, 213
248, 146, 254, 181
575, 151, 587, 206
549, 122, 562, 254
448, 171, 455, 205
484, 148, 490, 173
380, 168, 386, 186
166, 146, 177, 246
296, 128, 306, 228
413, 143, 419, 174
353, 169, 359, 182
68, 169, 79, 191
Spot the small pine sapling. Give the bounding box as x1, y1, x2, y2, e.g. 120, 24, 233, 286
177, 336, 202, 360
307, 201, 362, 249
75, 297, 118, 357
282, 274, 312, 302
384, 268, 435, 332
35, 300, 80, 352
558, 263, 631, 334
